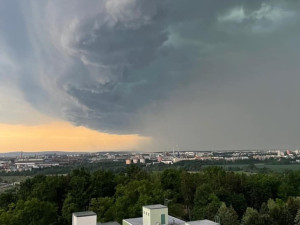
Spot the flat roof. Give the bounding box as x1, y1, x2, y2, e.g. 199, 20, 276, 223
98, 222, 120, 225
167, 216, 185, 225
73, 211, 96, 217
143, 204, 167, 209
123, 217, 143, 225
186, 220, 220, 225
123, 215, 185, 225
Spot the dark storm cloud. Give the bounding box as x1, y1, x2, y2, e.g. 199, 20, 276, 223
2, 0, 300, 149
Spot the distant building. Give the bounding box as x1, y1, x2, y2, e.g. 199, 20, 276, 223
133, 158, 139, 164
277, 151, 284, 157
126, 159, 132, 165
140, 158, 146, 164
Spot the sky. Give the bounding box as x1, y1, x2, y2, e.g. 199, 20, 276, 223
1, 0, 300, 152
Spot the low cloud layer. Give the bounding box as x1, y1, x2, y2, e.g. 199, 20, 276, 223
1, 0, 300, 150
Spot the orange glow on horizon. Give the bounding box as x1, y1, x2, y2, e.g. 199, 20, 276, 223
0, 121, 151, 152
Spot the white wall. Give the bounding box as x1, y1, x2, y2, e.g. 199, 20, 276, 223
143, 206, 168, 225
72, 214, 97, 225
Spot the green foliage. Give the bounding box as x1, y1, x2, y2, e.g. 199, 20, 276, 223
62, 193, 80, 225
0, 198, 57, 225
192, 184, 221, 220
126, 165, 148, 180
267, 199, 293, 225
15, 198, 57, 225
278, 171, 300, 200
91, 170, 116, 198
113, 179, 164, 222
295, 209, 300, 225
89, 197, 114, 222
241, 208, 262, 225
286, 197, 300, 220
245, 174, 280, 209
217, 203, 239, 225
1, 166, 300, 224
161, 169, 182, 192
192, 193, 221, 220
168, 203, 185, 219
0, 190, 17, 210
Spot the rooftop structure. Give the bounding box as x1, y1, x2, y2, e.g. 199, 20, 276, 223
143, 204, 167, 209
72, 206, 219, 225
123, 205, 218, 225
186, 220, 220, 225
72, 211, 121, 225
99, 222, 121, 225
72, 211, 97, 225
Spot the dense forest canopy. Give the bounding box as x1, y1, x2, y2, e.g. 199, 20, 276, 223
1, 166, 300, 225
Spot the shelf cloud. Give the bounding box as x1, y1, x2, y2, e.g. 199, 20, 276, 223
1, 0, 300, 150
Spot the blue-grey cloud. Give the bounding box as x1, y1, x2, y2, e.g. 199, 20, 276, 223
1, 0, 300, 149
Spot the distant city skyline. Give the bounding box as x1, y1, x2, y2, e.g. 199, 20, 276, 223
1, 1, 300, 152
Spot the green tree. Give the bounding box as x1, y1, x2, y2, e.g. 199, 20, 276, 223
278, 171, 300, 200
18, 175, 46, 200
295, 209, 300, 225
267, 199, 293, 225
68, 168, 91, 209
30, 176, 67, 214
217, 203, 239, 225
91, 170, 116, 198
110, 179, 164, 222
0, 191, 17, 210
89, 197, 114, 222
181, 172, 199, 220
192, 184, 220, 220
126, 165, 148, 180
246, 174, 280, 209
241, 208, 261, 225
286, 197, 300, 221
62, 193, 80, 225
14, 198, 57, 225
258, 202, 272, 225
0, 204, 16, 225
161, 169, 181, 193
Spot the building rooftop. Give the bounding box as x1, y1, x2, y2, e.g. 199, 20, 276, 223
123, 215, 185, 225
143, 204, 167, 209
73, 211, 96, 217
123, 217, 143, 225
186, 220, 220, 225
97, 222, 120, 225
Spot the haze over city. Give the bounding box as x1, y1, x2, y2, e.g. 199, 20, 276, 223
1, 0, 300, 152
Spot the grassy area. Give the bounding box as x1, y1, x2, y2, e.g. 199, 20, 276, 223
203, 163, 300, 172
256, 164, 300, 172
0, 176, 30, 183
0, 176, 30, 193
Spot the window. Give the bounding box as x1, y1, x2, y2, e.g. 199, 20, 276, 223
161, 214, 165, 225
